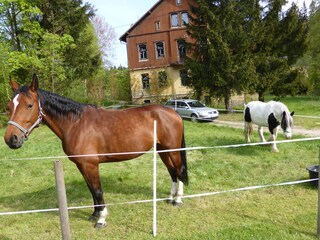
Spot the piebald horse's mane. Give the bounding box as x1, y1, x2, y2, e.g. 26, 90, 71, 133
14, 86, 95, 121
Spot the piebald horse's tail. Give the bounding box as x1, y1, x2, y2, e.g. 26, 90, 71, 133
244, 105, 253, 140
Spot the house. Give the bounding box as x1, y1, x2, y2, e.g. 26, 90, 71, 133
120, 0, 197, 104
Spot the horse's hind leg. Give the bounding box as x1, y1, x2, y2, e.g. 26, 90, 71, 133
258, 126, 266, 142
244, 122, 251, 143
158, 151, 184, 206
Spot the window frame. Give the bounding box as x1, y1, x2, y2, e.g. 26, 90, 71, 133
170, 12, 179, 28
181, 12, 189, 26
138, 43, 148, 61
155, 21, 161, 31
155, 41, 165, 59
141, 73, 150, 89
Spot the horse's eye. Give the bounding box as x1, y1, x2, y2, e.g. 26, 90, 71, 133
27, 104, 33, 109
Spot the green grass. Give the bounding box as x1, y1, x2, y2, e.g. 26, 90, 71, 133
0, 120, 319, 239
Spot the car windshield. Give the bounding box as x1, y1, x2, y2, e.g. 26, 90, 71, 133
188, 101, 205, 108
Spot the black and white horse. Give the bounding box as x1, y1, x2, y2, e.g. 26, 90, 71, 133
244, 101, 294, 152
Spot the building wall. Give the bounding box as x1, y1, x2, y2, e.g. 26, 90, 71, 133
122, 0, 197, 104
130, 66, 192, 104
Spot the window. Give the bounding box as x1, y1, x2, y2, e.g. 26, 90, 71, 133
155, 21, 160, 30
155, 42, 165, 59
176, 0, 182, 6
180, 69, 188, 86
170, 13, 179, 27
171, 11, 189, 28
177, 39, 186, 62
138, 44, 148, 61
158, 71, 168, 88
181, 12, 189, 26
141, 74, 150, 89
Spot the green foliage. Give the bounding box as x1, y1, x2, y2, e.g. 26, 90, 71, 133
186, 0, 309, 107
307, 2, 320, 93
0, 0, 118, 105
105, 68, 131, 104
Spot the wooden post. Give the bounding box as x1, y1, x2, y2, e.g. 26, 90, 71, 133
54, 160, 71, 240
318, 146, 320, 239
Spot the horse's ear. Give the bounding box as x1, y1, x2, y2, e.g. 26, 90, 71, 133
290, 111, 294, 116
30, 74, 39, 92
10, 79, 19, 92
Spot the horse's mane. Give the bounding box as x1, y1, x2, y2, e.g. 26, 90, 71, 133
37, 89, 94, 121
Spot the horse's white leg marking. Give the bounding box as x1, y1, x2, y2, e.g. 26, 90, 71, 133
96, 207, 108, 226
175, 181, 184, 204
168, 181, 177, 202
270, 127, 279, 152
258, 126, 266, 142
12, 94, 19, 117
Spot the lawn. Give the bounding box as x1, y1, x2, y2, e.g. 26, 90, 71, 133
0, 117, 319, 239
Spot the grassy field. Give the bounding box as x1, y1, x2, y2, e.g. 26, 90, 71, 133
0, 113, 319, 239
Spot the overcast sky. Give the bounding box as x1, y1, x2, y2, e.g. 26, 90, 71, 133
87, 0, 312, 67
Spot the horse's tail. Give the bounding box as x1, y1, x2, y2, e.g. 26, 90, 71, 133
244, 106, 253, 137
179, 129, 189, 186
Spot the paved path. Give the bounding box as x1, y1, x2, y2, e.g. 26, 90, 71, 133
212, 120, 320, 137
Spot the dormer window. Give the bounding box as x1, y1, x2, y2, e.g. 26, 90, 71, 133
176, 0, 182, 6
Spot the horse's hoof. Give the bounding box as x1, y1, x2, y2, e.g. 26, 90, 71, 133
88, 215, 98, 222
173, 201, 183, 207
166, 199, 175, 204
94, 222, 107, 229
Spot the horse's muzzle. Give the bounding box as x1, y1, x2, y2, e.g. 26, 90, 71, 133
4, 134, 24, 149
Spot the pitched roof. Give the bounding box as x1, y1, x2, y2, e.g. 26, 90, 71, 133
119, 0, 162, 42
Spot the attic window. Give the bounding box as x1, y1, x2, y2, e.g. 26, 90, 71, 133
181, 12, 189, 25
155, 21, 160, 30
176, 0, 182, 6
171, 13, 179, 27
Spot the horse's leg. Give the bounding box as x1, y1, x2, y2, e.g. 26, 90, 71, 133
76, 161, 108, 228
158, 151, 183, 206
269, 127, 279, 152
244, 122, 251, 143
258, 126, 266, 142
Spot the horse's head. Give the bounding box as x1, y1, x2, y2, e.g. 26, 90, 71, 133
281, 110, 294, 139
4, 74, 43, 149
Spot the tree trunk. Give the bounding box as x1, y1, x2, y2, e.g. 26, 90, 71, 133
258, 92, 265, 102
224, 95, 232, 113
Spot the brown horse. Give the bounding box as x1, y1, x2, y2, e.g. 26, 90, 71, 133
4, 74, 188, 228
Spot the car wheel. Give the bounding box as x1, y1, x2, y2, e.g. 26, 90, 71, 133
191, 114, 198, 122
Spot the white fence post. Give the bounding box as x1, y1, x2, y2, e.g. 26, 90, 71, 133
317, 146, 320, 239
153, 120, 157, 237
54, 160, 71, 240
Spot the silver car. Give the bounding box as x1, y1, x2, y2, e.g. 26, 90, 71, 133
165, 99, 219, 122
